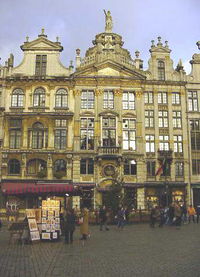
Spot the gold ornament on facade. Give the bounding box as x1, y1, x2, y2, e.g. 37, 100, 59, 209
114, 89, 122, 96
95, 89, 103, 96
73, 89, 81, 96
135, 90, 143, 97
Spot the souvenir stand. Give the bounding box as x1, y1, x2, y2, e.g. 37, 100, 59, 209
26, 209, 40, 241
41, 199, 61, 241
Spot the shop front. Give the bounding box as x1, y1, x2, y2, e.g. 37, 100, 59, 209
0, 180, 74, 221
72, 183, 95, 210
145, 182, 187, 209
192, 184, 200, 207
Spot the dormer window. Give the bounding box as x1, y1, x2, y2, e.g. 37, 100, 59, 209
35, 55, 47, 76
158, 60, 165, 81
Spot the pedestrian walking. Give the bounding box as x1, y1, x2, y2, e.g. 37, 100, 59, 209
180, 203, 187, 224
99, 206, 109, 231
196, 205, 200, 223
174, 202, 182, 228
80, 207, 89, 241
64, 209, 76, 244
150, 206, 160, 228
116, 207, 126, 230
159, 206, 165, 227
167, 204, 174, 225
188, 205, 196, 223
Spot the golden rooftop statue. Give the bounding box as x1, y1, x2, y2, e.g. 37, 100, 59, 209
103, 9, 113, 33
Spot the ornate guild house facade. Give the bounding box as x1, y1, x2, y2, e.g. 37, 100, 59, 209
0, 12, 200, 219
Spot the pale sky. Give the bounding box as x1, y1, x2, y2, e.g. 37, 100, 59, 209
0, 0, 200, 73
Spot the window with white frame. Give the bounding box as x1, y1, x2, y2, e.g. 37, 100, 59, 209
33, 87, 45, 107
54, 119, 67, 149
173, 111, 182, 128
9, 119, 22, 149
188, 91, 198, 111
158, 61, 165, 81
81, 90, 94, 109
122, 91, 135, 109
190, 119, 200, 150
158, 92, 167, 104
175, 162, 184, 177
102, 117, 116, 147
174, 135, 183, 153
80, 118, 94, 150
144, 91, 153, 104
123, 118, 136, 150
103, 90, 114, 109
172, 92, 181, 105
145, 110, 154, 128
159, 135, 169, 151
158, 111, 168, 127
145, 135, 155, 152
55, 88, 68, 108
11, 88, 24, 107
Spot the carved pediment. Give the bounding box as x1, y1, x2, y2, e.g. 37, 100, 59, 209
74, 60, 146, 80
21, 37, 63, 52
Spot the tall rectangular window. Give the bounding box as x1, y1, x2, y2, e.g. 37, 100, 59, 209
81, 90, 94, 109
158, 92, 167, 104
54, 119, 67, 149
192, 159, 200, 175
147, 161, 155, 176
9, 119, 22, 149
35, 55, 47, 76
159, 135, 169, 151
145, 110, 154, 128
104, 90, 114, 109
190, 120, 200, 150
145, 135, 155, 152
174, 135, 183, 153
80, 118, 94, 150
124, 160, 137, 175
158, 111, 168, 128
172, 92, 181, 105
123, 91, 135, 110
188, 91, 198, 111
123, 119, 136, 150
144, 92, 153, 104
158, 61, 165, 81
175, 162, 184, 177
102, 117, 116, 147
173, 111, 182, 128
80, 159, 94, 174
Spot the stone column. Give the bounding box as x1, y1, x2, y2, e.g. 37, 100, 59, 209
137, 187, 145, 209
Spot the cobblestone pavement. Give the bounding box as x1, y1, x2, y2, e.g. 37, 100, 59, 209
0, 223, 200, 277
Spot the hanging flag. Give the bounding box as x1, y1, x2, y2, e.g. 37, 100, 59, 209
155, 158, 167, 176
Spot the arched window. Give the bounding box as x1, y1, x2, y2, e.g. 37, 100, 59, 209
11, 88, 24, 107
33, 87, 45, 107
158, 60, 165, 81
8, 159, 20, 174
55, 88, 68, 108
54, 159, 66, 173
27, 159, 46, 175
32, 122, 44, 149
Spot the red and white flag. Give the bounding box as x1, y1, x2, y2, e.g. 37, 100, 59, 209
155, 158, 166, 176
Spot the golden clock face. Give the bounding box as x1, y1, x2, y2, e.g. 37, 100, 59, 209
103, 165, 115, 177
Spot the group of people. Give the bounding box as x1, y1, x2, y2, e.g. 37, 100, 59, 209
150, 203, 200, 228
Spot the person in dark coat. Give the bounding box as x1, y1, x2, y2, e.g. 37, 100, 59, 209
150, 206, 160, 228
64, 209, 76, 244
168, 204, 175, 225
99, 206, 109, 231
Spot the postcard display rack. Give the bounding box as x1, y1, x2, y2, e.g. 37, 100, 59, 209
26, 209, 40, 241
41, 200, 61, 241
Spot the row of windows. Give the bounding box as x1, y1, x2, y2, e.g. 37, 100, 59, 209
9, 158, 193, 176
12, 89, 198, 110
145, 110, 182, 128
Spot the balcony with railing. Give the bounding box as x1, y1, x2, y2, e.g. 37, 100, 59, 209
98, 146, 121, 156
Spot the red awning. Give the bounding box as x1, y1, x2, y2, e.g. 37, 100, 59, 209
1, 182, 74, 195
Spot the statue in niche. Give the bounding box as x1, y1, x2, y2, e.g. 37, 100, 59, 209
104, 10, 113, 33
